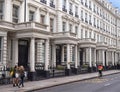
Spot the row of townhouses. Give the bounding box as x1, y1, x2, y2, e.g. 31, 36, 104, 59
0, 0, 120, 80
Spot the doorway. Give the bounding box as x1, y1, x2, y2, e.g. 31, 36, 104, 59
18, 40, 28, 69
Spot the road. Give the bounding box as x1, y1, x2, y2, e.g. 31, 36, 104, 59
33, 73, 120, 92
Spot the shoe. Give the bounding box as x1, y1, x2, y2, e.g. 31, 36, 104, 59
13, 84, 15, 87
18, 85, 20, 88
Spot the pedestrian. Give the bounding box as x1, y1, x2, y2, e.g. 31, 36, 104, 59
98, 64, 103, 77
18, 66, 25, 88
11, 65, 18, 87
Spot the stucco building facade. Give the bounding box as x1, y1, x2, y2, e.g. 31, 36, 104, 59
0, 0, 120, 79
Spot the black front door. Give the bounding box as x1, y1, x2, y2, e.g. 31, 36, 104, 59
18, 40, 28, 69
56, 45, 62, 65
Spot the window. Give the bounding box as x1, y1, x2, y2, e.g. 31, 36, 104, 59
40, 0, 47, 4
0, 1, 4, 20
69, 3, 73, 15
69, 24, 72, 32
12, 5, 19, 23
81, 29, 83, 38
89, 1, 91, 9
75, 26, 78, 34
93, 4, 96, 12
85, 0, 88, 7
29, 11, 34, 21
50, 18, 54, 32
85, 30, 88, 38
81, 10, 83, 21
75, 6, 78, 18
40, 15, 45, 24
85, 13, 88, 23
50, 0, 55, 8
89, 15, 91, 24
0, 37, 2, 62
62, 22, 66, 32
62, 0, 67, 12
94, 17, 96, 27
89, 31, 91, 38
69, 3, 72, 12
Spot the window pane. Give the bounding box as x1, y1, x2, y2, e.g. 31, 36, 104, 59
29, 11, 34, 21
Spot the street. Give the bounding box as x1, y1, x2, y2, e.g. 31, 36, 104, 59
34, 73, 120, 92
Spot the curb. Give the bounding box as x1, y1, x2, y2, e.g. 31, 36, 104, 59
24, 71, 120, 92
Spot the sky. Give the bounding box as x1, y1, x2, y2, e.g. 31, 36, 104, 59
109, 0, 120, 9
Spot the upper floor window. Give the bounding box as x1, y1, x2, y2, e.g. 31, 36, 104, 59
69, 3, 73, 12
0, 1, 4, 20
81, 29, 83, 38
69, 24, 72, 32
69, 3, 73, 15
81, 10, 83, 21
62, 0, 67, 12
93, 4, 96, 13
12, 5, 19, 23
81, 0, 83, 4
75, 26, 78, 34
62, 22, 66, 32
89, 1, 91, 9
50, 18, 54, 32
89, 15, 92, 24
50, 0, 55, 8
40, 15, 45, 24
85, 0, 88, 7
40, 0, 47, 4
29, 11, 34, 21
85, 13, 88, 23
75, 6, 78, 18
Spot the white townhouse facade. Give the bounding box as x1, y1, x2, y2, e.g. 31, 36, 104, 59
0, 0, 120, 80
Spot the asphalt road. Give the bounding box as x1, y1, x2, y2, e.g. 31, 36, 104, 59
34, 73, 120, 92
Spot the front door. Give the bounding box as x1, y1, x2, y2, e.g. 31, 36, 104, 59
56, 45, 62, 65
18, 40, 28, 69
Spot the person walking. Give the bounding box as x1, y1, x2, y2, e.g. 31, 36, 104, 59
18, 66, 25, 88
11, 65, 18, 87
98, 64, 103, 77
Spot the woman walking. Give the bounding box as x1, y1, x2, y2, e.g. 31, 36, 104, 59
18, 66, 25, 88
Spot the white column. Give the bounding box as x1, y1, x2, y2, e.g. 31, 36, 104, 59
12, 39, 18, 66
75, 45, 78, 68
45, 39, 49, 71
66, 0, 69, 13
94, 49, 96, 67
2, 36, 7, 67
77, 48, 80, 66
26, 0, 29, 22
89, 48, 92, 67
106, 51, 108, 66
52, 44, 56, 67
4, 0, 12, 22
45, 12, 50, 31
30, 38, 35, 72
34, 8, 40, 22
67, 44, 70, 69
19, 1, 24, 22
112, 52, 115, 66
61, 45, 64, 63
102, 50, 105, 66
57, 13, 62, 32
58, 0, 62, 10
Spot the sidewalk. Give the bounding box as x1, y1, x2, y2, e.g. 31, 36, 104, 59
0, 70, 120, 92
